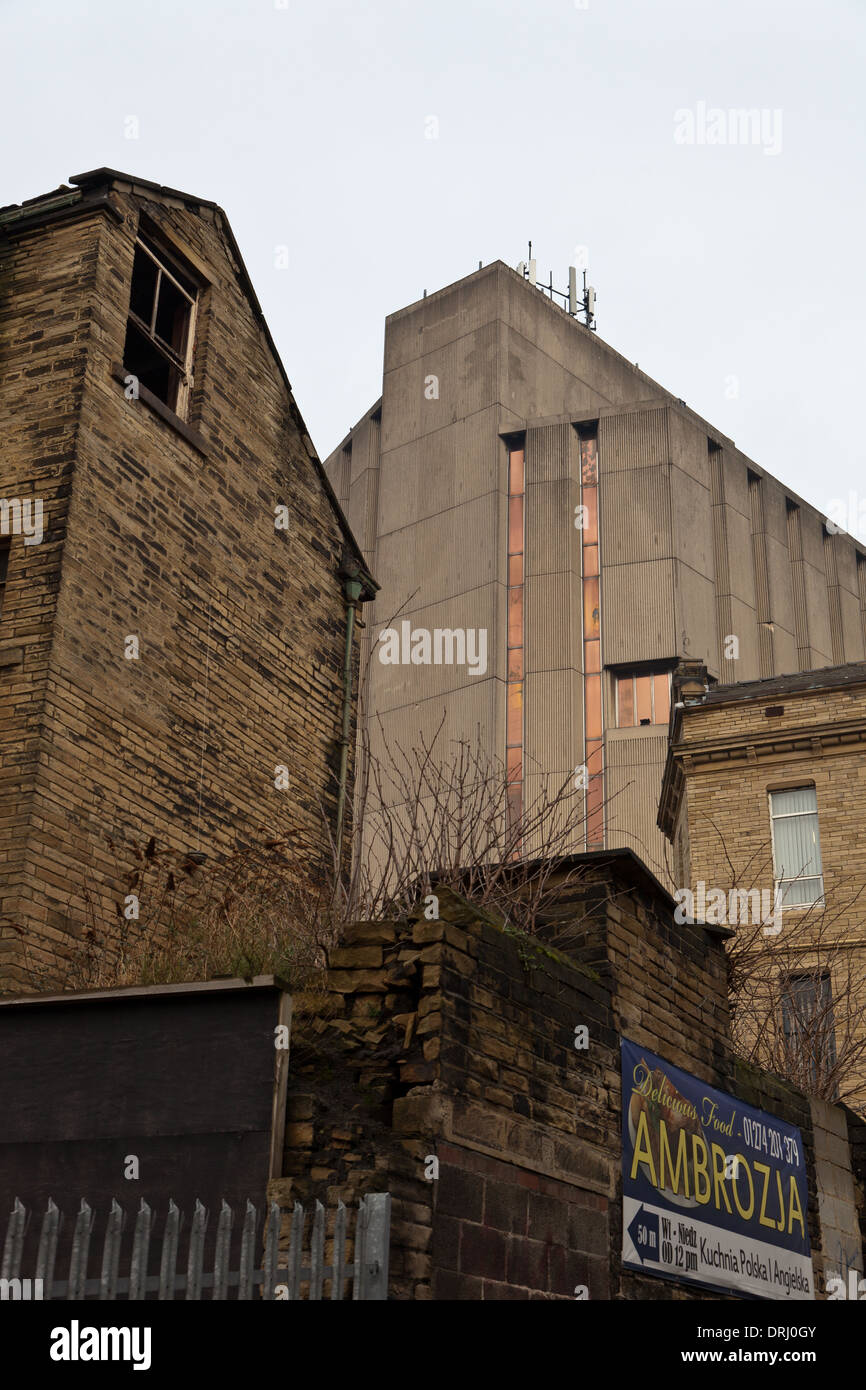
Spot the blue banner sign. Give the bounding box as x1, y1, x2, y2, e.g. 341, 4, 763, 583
621, 1039, 812, 1299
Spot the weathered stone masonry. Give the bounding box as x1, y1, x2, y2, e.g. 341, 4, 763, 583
278, 860, 866, 1299
0, 170, 375, 989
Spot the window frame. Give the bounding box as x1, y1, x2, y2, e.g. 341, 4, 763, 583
124, 234, 199, 418
768, 785, 824, 909
614, 668, 672, 729
780, 969, 837, 1092
0, 536, 10, 620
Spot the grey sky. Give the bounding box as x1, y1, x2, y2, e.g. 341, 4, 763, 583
3, 0, 864, 532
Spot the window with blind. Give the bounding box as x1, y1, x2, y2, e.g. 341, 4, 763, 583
769, 786, 824, 907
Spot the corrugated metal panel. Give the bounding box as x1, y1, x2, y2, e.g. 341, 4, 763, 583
598, 407, 669, 473
600, 466, 671, 564
601, 559, 676, 664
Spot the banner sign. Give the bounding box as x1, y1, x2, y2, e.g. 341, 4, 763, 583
621, 1039, 813, 1299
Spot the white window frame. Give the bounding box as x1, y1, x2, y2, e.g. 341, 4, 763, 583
768, 786, 824, 910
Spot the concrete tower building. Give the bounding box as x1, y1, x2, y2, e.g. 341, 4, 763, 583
326, 261, 866, 882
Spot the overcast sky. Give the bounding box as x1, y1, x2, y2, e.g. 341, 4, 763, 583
3, 0, 864, 531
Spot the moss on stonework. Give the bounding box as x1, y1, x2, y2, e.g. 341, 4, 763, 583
499, 921, 602, 983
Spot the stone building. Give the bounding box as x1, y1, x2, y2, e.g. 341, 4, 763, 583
0, 168, 375, 991
658, 660, 866, 1111
325, 262, 866, 882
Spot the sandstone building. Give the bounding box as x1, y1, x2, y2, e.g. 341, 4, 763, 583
326, 263, 866, 881
659, 660, 866, 1108
0, 168, 375, 990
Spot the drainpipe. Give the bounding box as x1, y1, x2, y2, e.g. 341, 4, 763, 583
335, 563, 364, 861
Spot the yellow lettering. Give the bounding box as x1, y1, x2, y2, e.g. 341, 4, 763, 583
691, 1133, 711, 1205
711, 1143, 733, 1214
731, 1154, 754, 1221
754, 1162, 775, 1229
659, 1121, 690, 1197
774, 1169, 786, 1231
630, 1107, 658, 1187
787, 1176, 805, 1238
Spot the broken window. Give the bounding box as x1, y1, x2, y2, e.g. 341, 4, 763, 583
615, 670, 671, 728
123, 235, 198, 416
0, 537, 10, 620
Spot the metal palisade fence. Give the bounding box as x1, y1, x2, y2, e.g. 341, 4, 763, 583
0, 1193, 391, 1301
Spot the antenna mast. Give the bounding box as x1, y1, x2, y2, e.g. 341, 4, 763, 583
516, 245, 597, 330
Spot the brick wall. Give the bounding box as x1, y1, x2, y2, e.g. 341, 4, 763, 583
0, 178, 369, 988
0, 210, 98, 983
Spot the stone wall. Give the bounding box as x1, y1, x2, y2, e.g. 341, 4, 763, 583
0, 176, 371, 989
279, 861, 866, 1299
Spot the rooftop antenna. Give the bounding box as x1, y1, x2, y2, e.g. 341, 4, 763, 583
517, 246, 597, 330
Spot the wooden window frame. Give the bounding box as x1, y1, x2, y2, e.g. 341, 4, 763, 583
125, 235, 199, 419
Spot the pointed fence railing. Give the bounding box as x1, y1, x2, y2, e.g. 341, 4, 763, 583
0, 1194, 390, 1301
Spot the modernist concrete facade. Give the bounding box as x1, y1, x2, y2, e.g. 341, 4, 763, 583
326, 262, 866, 881
0, 169, 375, 990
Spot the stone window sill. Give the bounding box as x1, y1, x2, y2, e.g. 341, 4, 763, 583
111, 364, 209, 457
